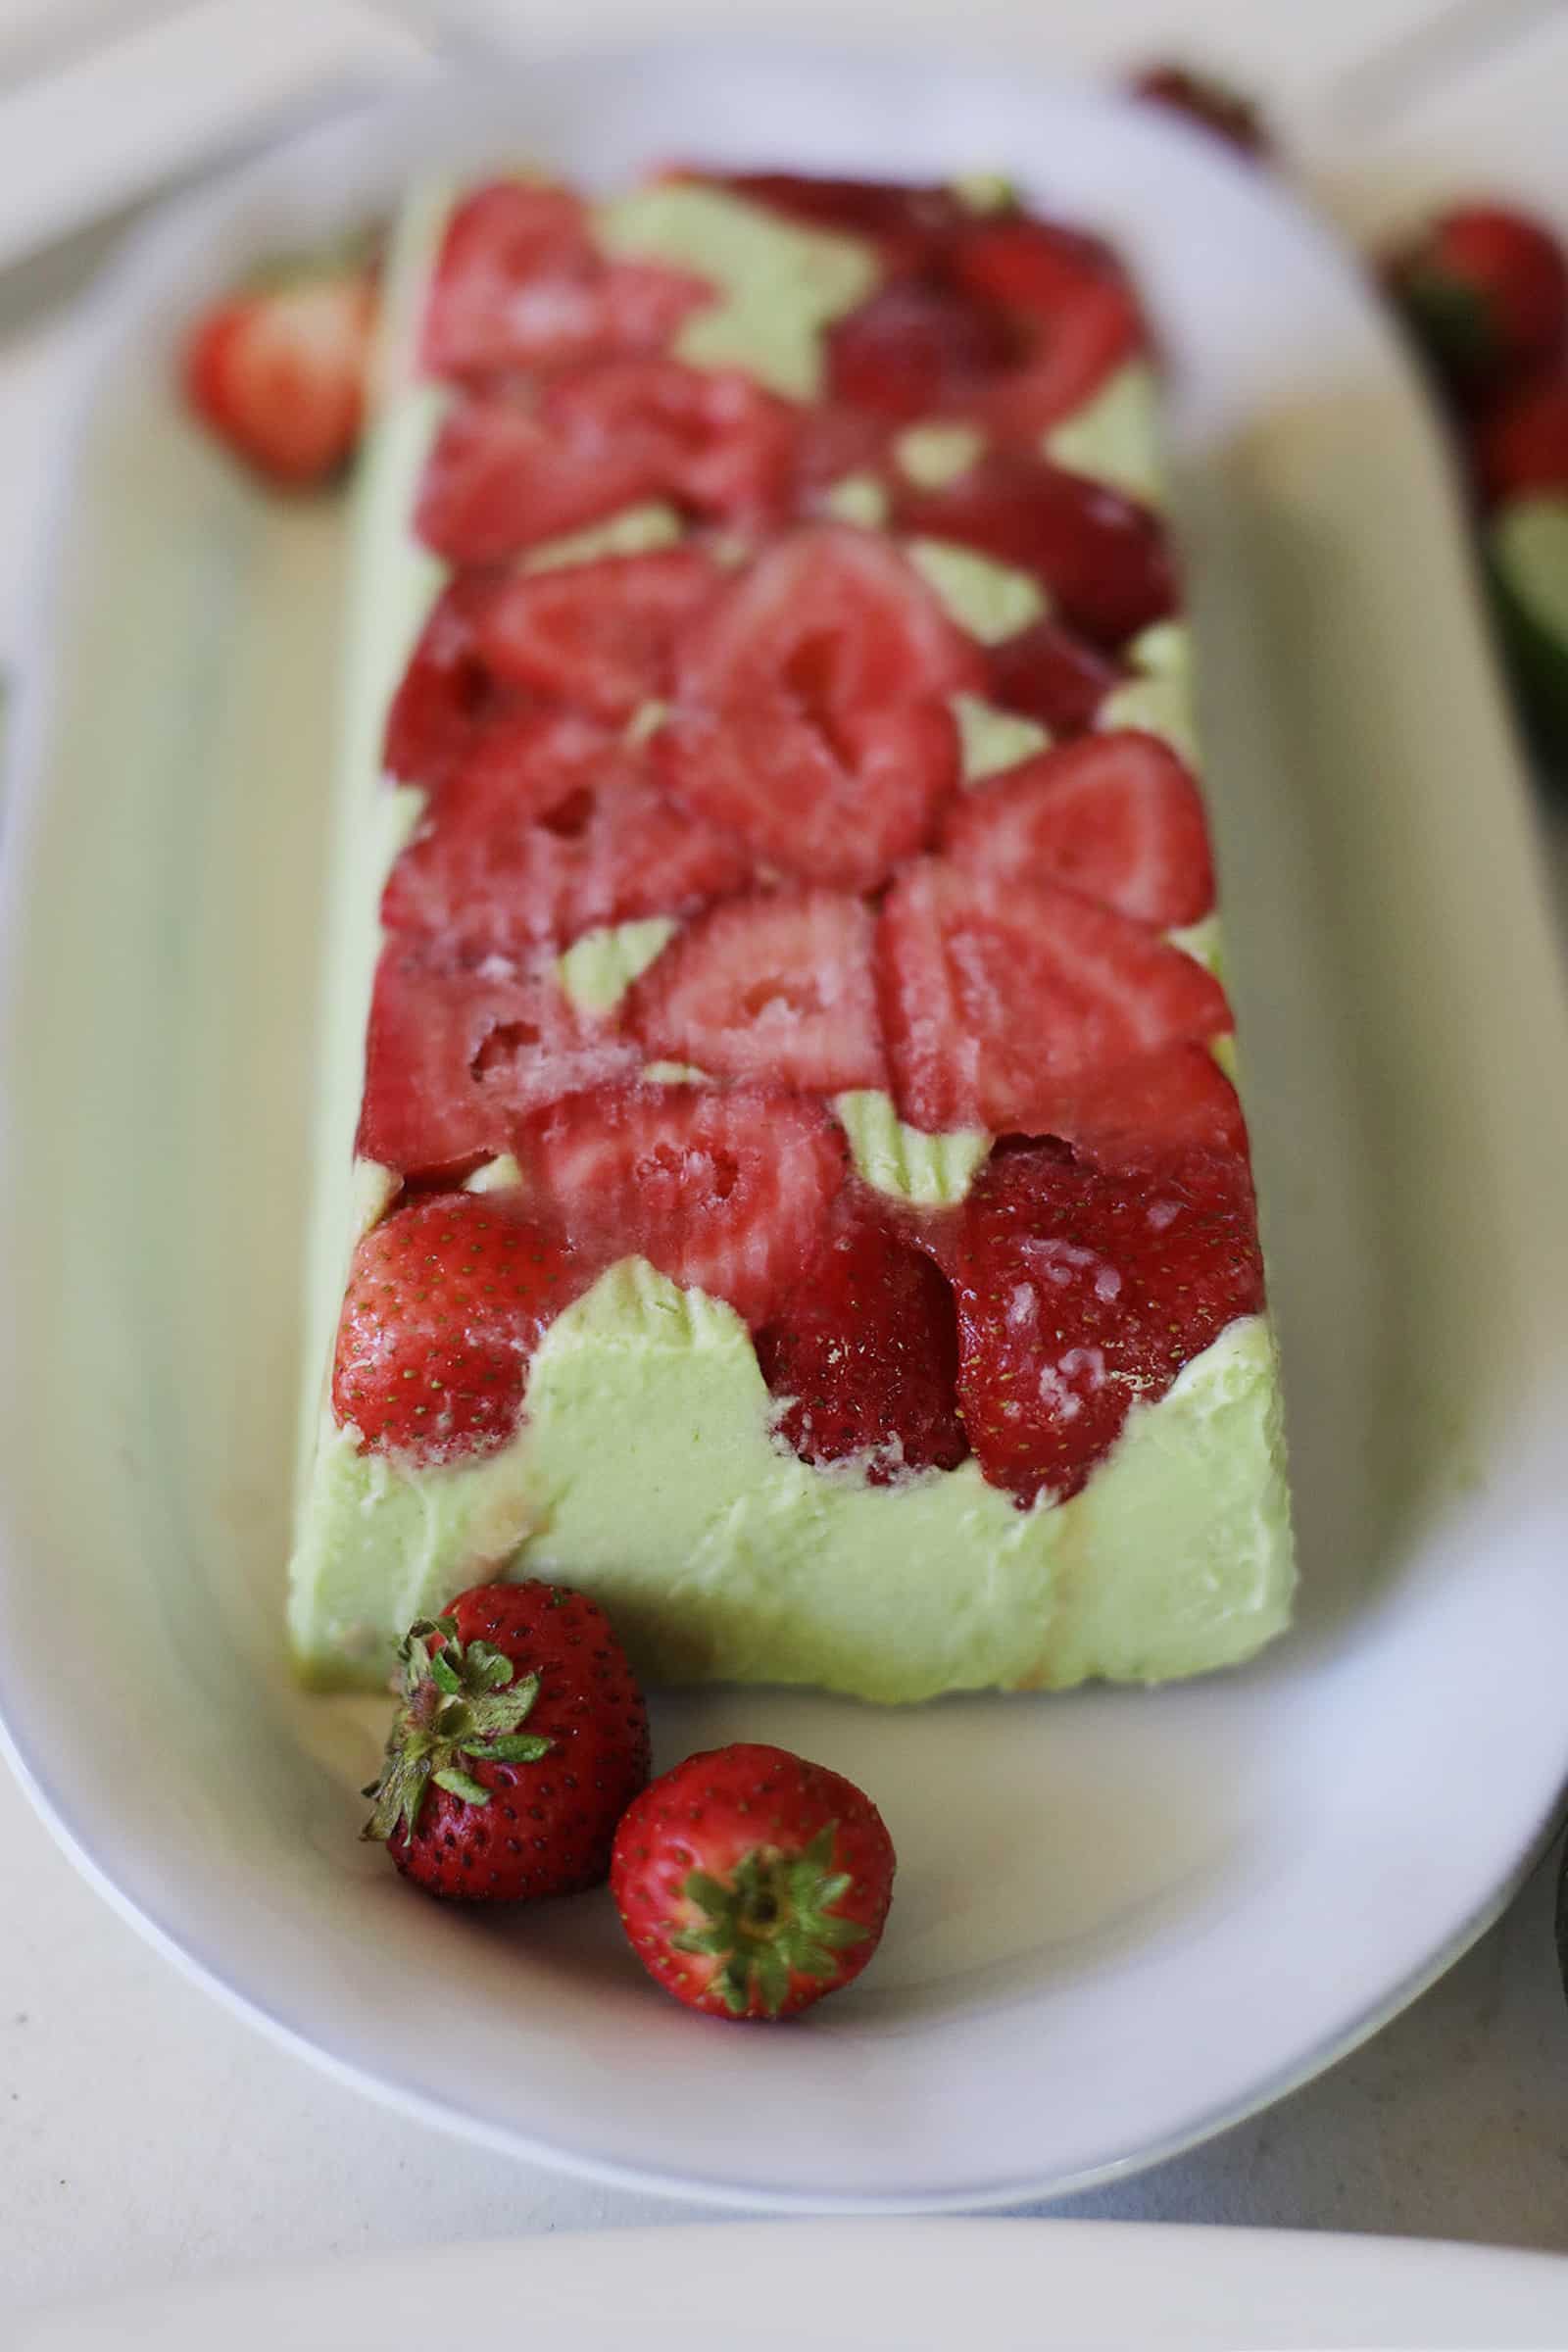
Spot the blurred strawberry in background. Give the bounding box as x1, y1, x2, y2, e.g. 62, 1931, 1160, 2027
1130, 65, 1568, 785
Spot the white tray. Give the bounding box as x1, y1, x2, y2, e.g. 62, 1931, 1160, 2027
2, 49, 1567, 2213
24, 2220, 1568, 2351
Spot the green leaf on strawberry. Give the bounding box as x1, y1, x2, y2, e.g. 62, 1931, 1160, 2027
363, 1614, 553, 1846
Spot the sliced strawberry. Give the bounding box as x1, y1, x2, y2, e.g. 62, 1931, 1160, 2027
789, 400, 892, 499
184, 265, 375, 489
877, 859, 1232, 1133
474, 547, 720, 723
382, 709, 751, 955
383, 574, 519, 791
655, 523, 981, 891
357, 939, 641, 1182
519, 1082, 846, 1324
894, 451, 1178, 647
756, 1192, 967, 1479
1009, 1042, 1249, 1168
422, 179, 710, 382
415, 397, 657, 566
984, 615, 1123, 735
627, 890, 886, 1092
942, 730, 1214, 927
948, 1137, 1264, 1504
711, 171, 975, 265
954, 216, 1143, 439
542, 358, 799, 525
825, 273, 1021, 423
655, 701, 959, 898
331, 1190, 594, 1464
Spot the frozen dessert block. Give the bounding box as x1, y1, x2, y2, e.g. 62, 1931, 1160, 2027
287, 166, 1293, 1700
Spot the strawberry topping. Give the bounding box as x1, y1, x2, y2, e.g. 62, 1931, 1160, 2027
357, 939, 641, 1182
332, 1191, 594, 1463
1012, 1041, 1250, 1169
756, 1193, 967, 1479
381, 710, 751, 955
474, 546, 720, 723
983, 614, 1123, 735
948, 1137, 1264, 1504
422, 179, 710, 382
877, 859, 1232, 1133
541, 357, 801, 525
942, 730, 1215, 927
382, 575, 519, 791
518, 1082, 846, 1325
894, 451, 1178, 647
627, 889, 886, 1093
655, 523, 981, 891
953, 215, 1144, 439
712, 171, 974, 264
826, 273, 1022, 422
415, 396, 658, 566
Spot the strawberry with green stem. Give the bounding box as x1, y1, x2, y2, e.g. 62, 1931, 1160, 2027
364, 1581, 650, 1901
611, 1741, 895, 2019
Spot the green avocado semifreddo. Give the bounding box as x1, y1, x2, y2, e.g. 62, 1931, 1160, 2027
287, 168, 1296, 1700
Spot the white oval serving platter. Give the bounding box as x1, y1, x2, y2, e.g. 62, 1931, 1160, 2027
1, 48, 1567, 2211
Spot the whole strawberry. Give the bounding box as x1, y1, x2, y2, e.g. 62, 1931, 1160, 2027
363, 1580, 650, 1900
611, 1742, 895, 2019
184, 253, 377, 489
1387, 204, 1568, 399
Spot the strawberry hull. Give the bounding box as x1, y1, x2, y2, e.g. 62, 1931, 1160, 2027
287, 168, 1294, 1699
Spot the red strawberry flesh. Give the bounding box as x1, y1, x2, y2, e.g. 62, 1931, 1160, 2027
949, 1138, 1264, 1504
541, 357, 799, 524
1474, 368, 1568, 506
756, 1194, 967, 1479
415, 397, 658, 565
332, 1192, 594, 1464
422, 179, 710, 382
383, 574, 519, 791
474, 546, 719, 722
357, 939, 641, 1183
984, 615, 1123, 735
895, 451, 1178, 647
627, 889, 887, 1093
942, 729, 1215, 928
518, 1082, 846, 1326
381, 710, 751, 955
656, 522, 981, 891
826, 272, 1022, 422
877, 859, 1232, 1134
954, 215, 1144, 440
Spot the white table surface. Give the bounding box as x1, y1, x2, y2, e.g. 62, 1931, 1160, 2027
5, 0, 1568, 2319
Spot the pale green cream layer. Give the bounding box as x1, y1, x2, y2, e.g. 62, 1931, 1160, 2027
289, 1260, 1293, 1700
289, 178, 1293, 1702
593, 183, 876, 400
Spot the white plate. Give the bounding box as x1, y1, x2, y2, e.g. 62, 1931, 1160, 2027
23, 2220, 1568, 2350
2, 50, 1568, 2214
